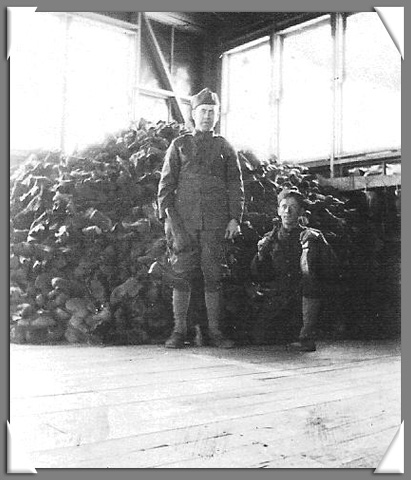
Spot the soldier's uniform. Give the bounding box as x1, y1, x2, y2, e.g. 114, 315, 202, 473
251, 219, 337, 349
158, 130, 244, 291
157, 87, 244, 348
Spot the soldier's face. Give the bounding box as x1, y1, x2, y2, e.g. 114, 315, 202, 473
192, 104, 219, 132
278, 197, 304, 230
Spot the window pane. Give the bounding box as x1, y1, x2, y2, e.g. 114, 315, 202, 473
223, 39, 272, 160
342, 12, 401, 154
279, 18, 333, 162
64, 17, 136, 152
138, 94, 169, 122
10, 13, 65, 151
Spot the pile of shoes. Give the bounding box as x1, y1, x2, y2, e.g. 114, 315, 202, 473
10, 127, 399, 345
10, 120, 183, 345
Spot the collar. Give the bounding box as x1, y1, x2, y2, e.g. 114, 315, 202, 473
193, 129, 214, 140
278, 224, 303, 241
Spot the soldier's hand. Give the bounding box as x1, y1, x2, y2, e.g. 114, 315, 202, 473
256, 236, 272, 260
257, 236, 269, 251
225, 219, 241, 240
300, 228, 321, 245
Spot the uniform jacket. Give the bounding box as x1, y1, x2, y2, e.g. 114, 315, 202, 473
158, 130, 245, 231
251, 222, 339, 298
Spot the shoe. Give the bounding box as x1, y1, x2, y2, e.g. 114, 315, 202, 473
165, 331, 185, 349
286, 340, 316, 352
208, 330, 235, 349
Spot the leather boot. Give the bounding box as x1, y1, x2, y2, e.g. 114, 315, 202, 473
205, 291, 234, 348
165, 289, 191, 348
287, 296, 321, 352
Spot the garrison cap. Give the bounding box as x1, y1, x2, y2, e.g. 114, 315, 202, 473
191, 88, 220, 110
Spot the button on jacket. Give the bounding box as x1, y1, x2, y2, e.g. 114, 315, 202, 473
158, 130, 245, 231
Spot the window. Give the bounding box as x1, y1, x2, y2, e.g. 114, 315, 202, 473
11, 12, 138, 154
10, 13, 66, 151
221, 12, 401, 167
221, 38, 272, 159
63, 16, 136, 152
341, 12, 401, 154
10, 12, 215, 155
279, 17, 333, 161
138, 94, 170, 123
138, 18, 203, 128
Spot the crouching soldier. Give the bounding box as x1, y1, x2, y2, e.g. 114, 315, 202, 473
250, 189, 339, 352
157, 87, 245, 348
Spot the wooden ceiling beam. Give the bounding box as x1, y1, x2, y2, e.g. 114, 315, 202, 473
145, 12, 209, 35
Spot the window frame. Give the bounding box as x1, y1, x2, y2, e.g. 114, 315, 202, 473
10, 12, 140, 155
10, 11, 193, 157
220, 12, 401, 176
275, 14, 333, 164
220, 36, 271, 139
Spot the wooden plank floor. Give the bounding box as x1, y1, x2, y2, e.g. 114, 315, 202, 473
10, 339, 401, 469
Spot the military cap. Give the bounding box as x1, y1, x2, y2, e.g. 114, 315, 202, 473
191, 88, 220, 110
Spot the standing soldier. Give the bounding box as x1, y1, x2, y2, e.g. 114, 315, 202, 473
158, 88, 245, 348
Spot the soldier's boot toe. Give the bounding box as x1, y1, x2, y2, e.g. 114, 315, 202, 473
208, 329, 235, 349
286, 339, 316, 352
165, 331, 186, 349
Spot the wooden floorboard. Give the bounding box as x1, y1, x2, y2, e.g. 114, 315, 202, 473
22, 378, 398, 468
66, 394, 398, 469
11, 379, 398, 454
10, 340, 401, 469
11, 359, 397, 417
